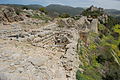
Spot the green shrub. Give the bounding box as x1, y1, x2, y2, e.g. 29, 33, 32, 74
22, 6, 28, 10
111, 32, 119, 40
59, 13, 70, 18
39, 7, 48, 14
113, 25, 120, 34
118, 43, 120, 50
32, 13, 51, 21
76, 70, 95, 80
82, 10, 103, 18
98, 24, 106, 31
72, 16, 81, 20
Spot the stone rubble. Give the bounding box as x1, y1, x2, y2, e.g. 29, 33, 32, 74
0, 19, 81, 80
0, 6, 105, 79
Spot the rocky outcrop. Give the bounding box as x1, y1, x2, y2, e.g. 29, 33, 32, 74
57, 18, 75, 28
89, 19, 98, 33
3, 7, 23, 22
0, 11, 8, 22
88, 5, 104, 12
98, 14, 108, 23
57, 16, 98, 33
0, 6, 23, 23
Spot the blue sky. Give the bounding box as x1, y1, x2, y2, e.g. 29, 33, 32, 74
0, 0, 120, 10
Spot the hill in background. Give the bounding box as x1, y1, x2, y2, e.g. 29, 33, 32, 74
46, 4, 84, 17
105, 9, 120, 17
1, 4, 120, 17
1, 4, 43, 10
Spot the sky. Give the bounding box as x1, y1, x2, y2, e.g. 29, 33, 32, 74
0, 0, 120, 10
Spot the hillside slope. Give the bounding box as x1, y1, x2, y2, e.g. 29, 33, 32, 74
0, 5, 120, 80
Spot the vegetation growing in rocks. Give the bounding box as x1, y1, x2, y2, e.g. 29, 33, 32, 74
82, 6, 104, 18
59, 13, 70, 18
0, 4, 120, 80
113, 25, 120, 34
82, 10, 103, 18
77, 32, 120, 80
104, 16, 120, 30
39, 7, 48, 14
32, 13, 51, 22
77, 23, 120, 80
76, 6, 120, 80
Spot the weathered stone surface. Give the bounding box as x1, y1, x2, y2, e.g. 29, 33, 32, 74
89, 19, 98, 33
0, 73, 8, 80
28, 56, 49, 66
98, 14, 108, 23
57, 18, 75, 28
0, 22, 80, 80
0, 5, 103, 80
0, 11, 8, 23
0, 6, 23, 24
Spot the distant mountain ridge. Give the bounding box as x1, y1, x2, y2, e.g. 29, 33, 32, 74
105, 9, 120, 16
0, 4, 120, 17
46, 4, 84, 17
0, 4, 43, 10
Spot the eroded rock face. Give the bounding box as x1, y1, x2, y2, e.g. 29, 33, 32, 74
76, 16, 90, 26
0, 6, 23, 23
57, 18, 75, 28
57, 16, 98, 34
89, 19, 98, 33
0, 11, 8, 23
98, 14, 108, 24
